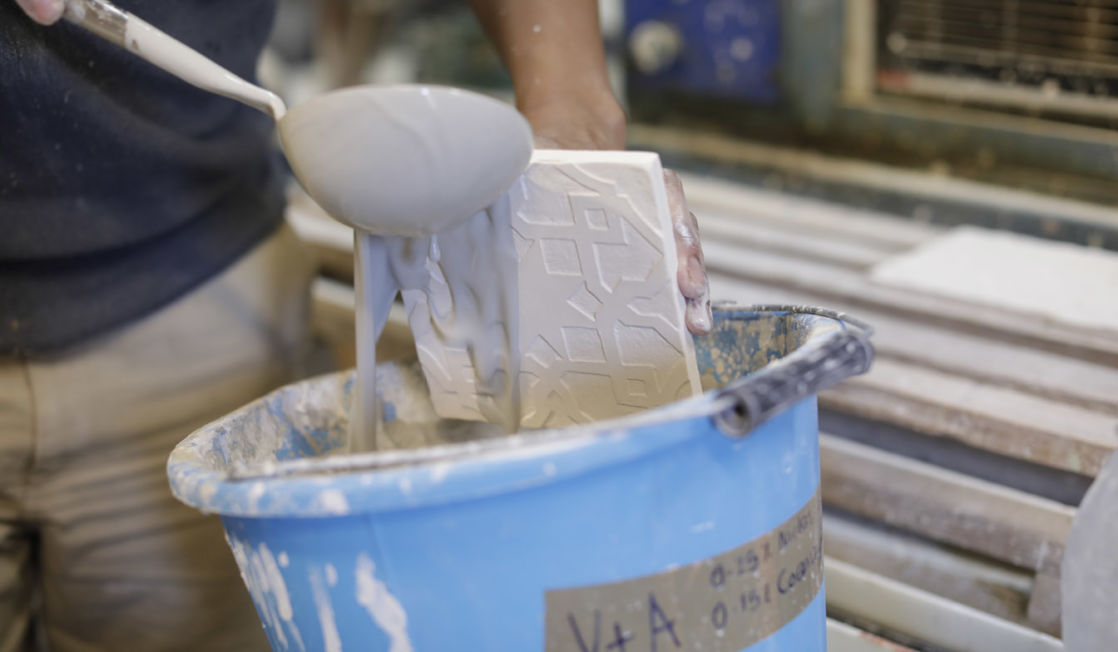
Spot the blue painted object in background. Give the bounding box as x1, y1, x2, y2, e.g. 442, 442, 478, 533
168, 307, 872, 651
625, 0, 783, 102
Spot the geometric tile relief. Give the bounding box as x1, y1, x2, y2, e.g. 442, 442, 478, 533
405, 150, 701, 428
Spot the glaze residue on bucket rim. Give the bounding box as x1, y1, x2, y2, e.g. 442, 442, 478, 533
168, 369, 717, 518
167, 306, 863, 519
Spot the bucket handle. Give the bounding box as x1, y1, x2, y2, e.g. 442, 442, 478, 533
711, 306, 874, 437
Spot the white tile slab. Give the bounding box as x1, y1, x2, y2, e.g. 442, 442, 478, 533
871, 226, 1118, 334
405, 150, 701, 428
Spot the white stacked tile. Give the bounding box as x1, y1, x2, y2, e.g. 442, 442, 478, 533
404, 150, 701, 428
871, 226, 1118, 333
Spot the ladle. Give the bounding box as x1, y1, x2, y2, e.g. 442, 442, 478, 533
62, 0, 535, 451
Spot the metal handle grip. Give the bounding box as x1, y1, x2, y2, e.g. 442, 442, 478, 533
713, 307, 874, 437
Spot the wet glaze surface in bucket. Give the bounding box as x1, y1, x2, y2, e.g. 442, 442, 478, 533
168, 306, 873, 652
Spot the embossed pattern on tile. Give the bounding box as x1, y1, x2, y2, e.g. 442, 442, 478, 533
404, 150, 701, 429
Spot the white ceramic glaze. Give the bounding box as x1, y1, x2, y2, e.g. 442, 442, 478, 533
406, 151, 700, 428
278, 85, 534, 236
285, 86, 534, 451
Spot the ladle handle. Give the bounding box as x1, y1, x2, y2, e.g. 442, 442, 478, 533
62, 0, 127, 47
60, 0, 286, 120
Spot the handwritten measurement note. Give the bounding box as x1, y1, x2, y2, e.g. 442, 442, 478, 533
545, 489, 823, 651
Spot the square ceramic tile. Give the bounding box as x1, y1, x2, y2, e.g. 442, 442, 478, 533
404, 150, 701, 428
872, 226, 1118, 333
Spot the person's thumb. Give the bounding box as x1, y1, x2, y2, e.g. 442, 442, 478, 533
15, 0, 65, 25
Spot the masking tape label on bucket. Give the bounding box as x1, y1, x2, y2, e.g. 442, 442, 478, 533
545, 488, 823, 651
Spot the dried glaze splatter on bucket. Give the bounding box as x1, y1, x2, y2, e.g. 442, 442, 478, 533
167, 308, 868, 651
696, 308, 845, 391
168, 309, 853, 519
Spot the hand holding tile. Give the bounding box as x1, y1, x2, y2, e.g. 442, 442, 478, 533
664, 168, 712, 335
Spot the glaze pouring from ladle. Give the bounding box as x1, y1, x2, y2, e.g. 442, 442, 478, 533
62, 0, 536, 452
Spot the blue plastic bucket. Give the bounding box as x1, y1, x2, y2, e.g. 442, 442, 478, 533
168, 306, 872, 652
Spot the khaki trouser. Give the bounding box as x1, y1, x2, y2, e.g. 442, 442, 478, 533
0, 224, 316, 651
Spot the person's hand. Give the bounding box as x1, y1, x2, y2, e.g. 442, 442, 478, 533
15, 0, 64, 25
522, 98, 713, 336
663, 169, 712, 335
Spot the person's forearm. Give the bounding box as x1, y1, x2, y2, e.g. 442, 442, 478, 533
469, 0, 611, 110
469, 0, 625, 149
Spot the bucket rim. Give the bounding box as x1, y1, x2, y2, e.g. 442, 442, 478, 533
168, 375, 721, 518
167, 305, 869, 518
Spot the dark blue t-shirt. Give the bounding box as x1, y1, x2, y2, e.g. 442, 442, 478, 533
0, 0, 285, 356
